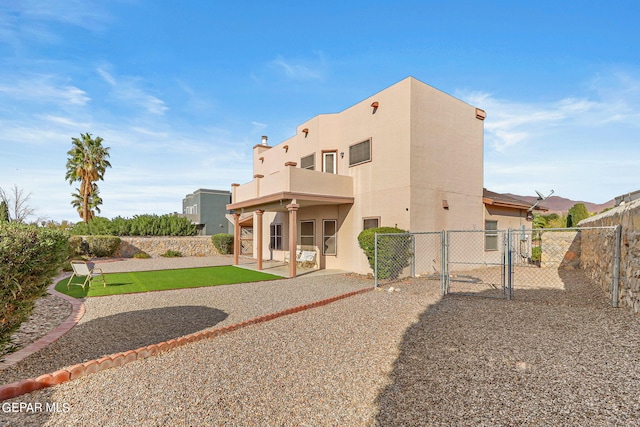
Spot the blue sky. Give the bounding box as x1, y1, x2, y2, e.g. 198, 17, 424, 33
1, 1, 640, 222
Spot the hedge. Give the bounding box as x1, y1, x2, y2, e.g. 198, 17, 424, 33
0, 223, 69, 358
69, 214, 197, 236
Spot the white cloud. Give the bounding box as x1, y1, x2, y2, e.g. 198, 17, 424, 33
268, 53, 328, 81
459, 70, 640, 203
97, 67, 169, 115
0, 75, 90, 106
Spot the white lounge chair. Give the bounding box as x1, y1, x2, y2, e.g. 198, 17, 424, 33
68, 260, 107, 290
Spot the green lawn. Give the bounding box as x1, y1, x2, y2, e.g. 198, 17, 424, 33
55, 266, 282, 298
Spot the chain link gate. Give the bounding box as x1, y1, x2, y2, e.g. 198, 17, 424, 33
374, 226, 621, 305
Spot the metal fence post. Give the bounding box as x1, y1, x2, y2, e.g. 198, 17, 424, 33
442, 230, 449, 295
411, 233, 416, 278
374, 232, 379, 288
507, 228, 513, 300
612, 224, 622, 308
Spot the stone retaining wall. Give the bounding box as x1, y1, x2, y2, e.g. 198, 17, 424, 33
114, 236, 218, 258
580, 199, 638, 312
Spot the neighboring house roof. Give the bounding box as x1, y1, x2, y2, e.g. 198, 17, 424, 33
483, 188, 548, 212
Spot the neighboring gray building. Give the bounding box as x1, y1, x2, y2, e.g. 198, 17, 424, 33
182, 189, 232, 235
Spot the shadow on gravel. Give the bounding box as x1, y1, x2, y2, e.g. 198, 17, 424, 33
0, 306, 228, 386
374, 271, 640, 426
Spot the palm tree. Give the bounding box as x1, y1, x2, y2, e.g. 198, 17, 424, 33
65, 133, 111, 223
71, 184, 103, 221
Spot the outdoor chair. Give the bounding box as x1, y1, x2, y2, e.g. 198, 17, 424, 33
284, 250, 302, 264
297, 251, 317, 268
68, 260, 107, 290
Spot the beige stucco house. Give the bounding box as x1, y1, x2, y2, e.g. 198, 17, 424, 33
227, 76, 490, 276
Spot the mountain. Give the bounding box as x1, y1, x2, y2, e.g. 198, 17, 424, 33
505, 194, 615, 214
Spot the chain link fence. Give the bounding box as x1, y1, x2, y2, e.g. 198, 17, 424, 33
374, 226, 621, 305
374, 232, 444, 292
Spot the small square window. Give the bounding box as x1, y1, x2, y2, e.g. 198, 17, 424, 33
300, 153, 315, 170
363, 217, 379, 230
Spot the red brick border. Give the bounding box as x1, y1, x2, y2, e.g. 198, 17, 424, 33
0, 286, 373, 402
0, 274, 85, 370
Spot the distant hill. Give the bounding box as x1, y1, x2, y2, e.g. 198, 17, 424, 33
505, 194, 615, 214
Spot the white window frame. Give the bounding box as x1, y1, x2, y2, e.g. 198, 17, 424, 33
323, 151, 337, 174
300, 220, 315, 247
322, 219, 337, 256
485, 220, 499, 251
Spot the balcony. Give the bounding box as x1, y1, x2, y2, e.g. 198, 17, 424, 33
228, 164, 354, 211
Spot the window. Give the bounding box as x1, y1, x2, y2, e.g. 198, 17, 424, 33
270, 223, 283, 250
300, 220, 315, 247
323, 220, 337, 255
485, 220, 498, 251
323, 151, 337, 174
363, 217, 379, 230
300, 153, 315, 170
349, 139, 371, 166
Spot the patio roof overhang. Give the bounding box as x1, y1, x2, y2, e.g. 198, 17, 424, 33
227, 191, 354, 213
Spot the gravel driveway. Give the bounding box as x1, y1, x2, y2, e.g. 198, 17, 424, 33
2, 259, 640, 426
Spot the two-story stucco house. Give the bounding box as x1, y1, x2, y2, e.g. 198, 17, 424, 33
227, 76, 486, 277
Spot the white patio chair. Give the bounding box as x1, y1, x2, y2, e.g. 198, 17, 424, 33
297, 251, 317, 268
68, 260, 107, 290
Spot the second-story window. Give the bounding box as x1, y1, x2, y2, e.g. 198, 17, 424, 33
323, 151, 337, 174
301, 153, 315, 170
349, 139, 371, 166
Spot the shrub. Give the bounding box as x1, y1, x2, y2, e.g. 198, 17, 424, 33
358, 227, 412, 280
69, 214, 198, 236
133, 251, 151, 259
85, 236, 121, 258
531, 246, 542, 262
211, 233, 234, 255
161, 250, 182, 258
0, 223, 69, 358
68, 235, 87, 257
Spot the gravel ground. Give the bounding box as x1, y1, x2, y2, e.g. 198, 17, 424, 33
3, 258, 640, 426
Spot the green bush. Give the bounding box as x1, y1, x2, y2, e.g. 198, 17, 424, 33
85, 235, 121, 257
68, 235, 86, 257
358, 227, 412, 280
211, 233, 234, 255
531, 246, 542, 262
161, 250, 183, 258
69, 214, 197, 236
0, 223, 69, 358
133, 251, 151, 259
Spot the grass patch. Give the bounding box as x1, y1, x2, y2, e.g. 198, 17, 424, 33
55, 266, 282, 298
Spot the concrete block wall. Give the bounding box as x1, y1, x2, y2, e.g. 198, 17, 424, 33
580, 199, 640, 312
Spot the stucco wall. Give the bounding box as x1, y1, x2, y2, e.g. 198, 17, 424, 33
114, 236, 218, 258
580, 200, 638, 311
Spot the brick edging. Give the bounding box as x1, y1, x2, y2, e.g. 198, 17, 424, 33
0, 286, 373, 402
0, 274, 85, 370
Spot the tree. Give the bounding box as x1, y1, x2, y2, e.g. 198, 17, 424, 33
71, 184, 103, 222
567, 203, 590, 227
0, 201, 8, 223
0, 185, 37, 223
65, 133, 111, 223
